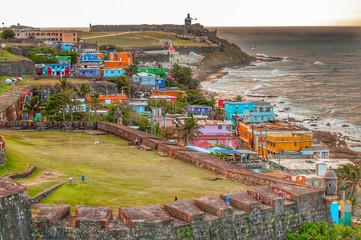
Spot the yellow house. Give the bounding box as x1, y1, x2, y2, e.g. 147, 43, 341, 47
237, 122, 313, 159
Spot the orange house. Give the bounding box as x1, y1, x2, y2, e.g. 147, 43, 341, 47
237, 121, 313, 159
108, 52, 133, 69
87, 95, 127, 105
152, 89, 185, 99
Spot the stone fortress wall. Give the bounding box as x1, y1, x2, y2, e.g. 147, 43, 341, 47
0, 121, 332, 240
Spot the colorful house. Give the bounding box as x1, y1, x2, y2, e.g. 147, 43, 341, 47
45, 62, 70, 76
237, 121, 313, 159
55, 56, 72, 65
301, 147, 330, 158
193, 120, 236, 148
81, 53, 103, 64
187, 105, 212, 115
103, 69, 125, 78
224, 101, 274, 123
135, 67, 166, 78
107, 52, 133, 69
78, 66, 100, 77
128, 100, 148, 113
149, 95, 177, 103
87, 95, 127, 105
152, 88, 185, 99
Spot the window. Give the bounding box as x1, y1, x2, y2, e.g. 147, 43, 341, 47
73, 38, 76, 41
261, 116, 264, 121
259, 107, 263, 112
218, 125, 222, 130
294, 142, 297, 147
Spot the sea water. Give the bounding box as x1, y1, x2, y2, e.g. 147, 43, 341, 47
201, 27, 361, 151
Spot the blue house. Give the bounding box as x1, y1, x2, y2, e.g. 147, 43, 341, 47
60, 43, 75, 51
156, 78, 165, 89
78, 67, 100, 77
187, 105, 212, 115
103, 69, 125, 78
224, 102, 274, 123
81, 53, 103, 64
128, 101, 148, 113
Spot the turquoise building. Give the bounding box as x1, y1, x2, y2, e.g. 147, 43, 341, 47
224, 102, 274, 123
103, 69, 125, 78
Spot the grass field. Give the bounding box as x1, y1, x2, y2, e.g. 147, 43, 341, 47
0, 50, 19, 62
0, 131, 248, 209
78, 31, 208, 48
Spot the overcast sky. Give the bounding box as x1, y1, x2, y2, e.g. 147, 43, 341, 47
2, 0, 361, 27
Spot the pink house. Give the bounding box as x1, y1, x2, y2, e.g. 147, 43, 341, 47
193, 120, 238, 148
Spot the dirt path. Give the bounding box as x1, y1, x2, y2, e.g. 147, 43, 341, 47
81, 32, 139, 39
18, 171, 64, 186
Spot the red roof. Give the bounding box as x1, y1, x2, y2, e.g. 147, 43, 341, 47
167, 45, 175, 52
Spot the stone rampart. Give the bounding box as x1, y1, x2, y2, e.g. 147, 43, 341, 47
0, 60, 35, 76
0, 122, 332, 239
0, 178, 33, 240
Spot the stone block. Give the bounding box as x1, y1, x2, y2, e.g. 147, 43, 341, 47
119, 205, 174, 229
193, 195, 233, 218
75, 206, 112, 230
32, 204, 70, 230
164, 200, 205, 223
220, 191, 260, 212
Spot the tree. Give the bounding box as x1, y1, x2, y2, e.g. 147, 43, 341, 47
213, 107, 225, 121
235, 95, 245, 102
178, 114, 204, 146
171, 64, 199, 89
43, 92, 69, 120
89, 92, 101, 117
0, 29, 15, 39
23, 96, 43, 120
74, 83, 91, 98
337, 163, 361, 201
57, 50, 78, 65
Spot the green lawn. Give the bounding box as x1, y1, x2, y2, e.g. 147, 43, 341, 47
79, 31, 208, 48
0, 50, 19, 62
1, 131, 248, 209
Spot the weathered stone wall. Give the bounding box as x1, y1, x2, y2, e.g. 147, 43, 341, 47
0, 178, 33, 240
89, 24, 210, 36
0, 60, 35, 76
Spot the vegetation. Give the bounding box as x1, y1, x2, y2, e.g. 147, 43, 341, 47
0, 131, 248, 209
178, 114, 204, 146
27, 46, 58, 64
0, 29, 15, 39
78, 31, 208, 48
336, 163, 361, 202
171, 63, 199, 90
23, 96, 43, 120
0, 49, 20, 62
287, 222, 361, 240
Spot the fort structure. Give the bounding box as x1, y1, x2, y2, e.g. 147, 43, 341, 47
0, 120, 334, 240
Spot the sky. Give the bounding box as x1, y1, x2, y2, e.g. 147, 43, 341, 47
2, 0, 361, 27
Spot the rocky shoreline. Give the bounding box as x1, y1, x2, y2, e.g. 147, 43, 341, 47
198, 57, 361, 165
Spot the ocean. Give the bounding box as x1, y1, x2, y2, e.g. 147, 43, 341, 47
201, 27, 361, 152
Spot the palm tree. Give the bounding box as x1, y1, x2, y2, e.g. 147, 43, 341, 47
23, 96, 42, 120
213, 107, 225, 121
178, 114, 204, 146
337, 164, 361, 200
89, 92, 101, 117
59, 78, 71, 92
75, 83, 91, 98
235, 95, 245, 102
